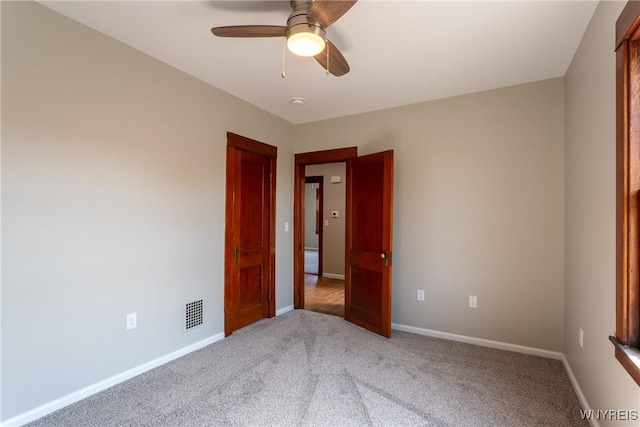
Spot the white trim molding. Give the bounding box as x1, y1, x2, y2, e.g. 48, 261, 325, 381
391, 323, 563, 360
276, 305, 294, 316
1, 333, 224, 427
322, 273, 345, 280
562, 355, 599, 427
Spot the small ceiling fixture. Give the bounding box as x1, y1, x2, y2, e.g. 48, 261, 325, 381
290, 97, 305, 107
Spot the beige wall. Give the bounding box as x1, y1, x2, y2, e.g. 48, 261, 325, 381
306, 163, 346, 277
564, 0, 640, 421
295, 78, 566, 352
5, 0, 640, 423
1, 1, 294, 420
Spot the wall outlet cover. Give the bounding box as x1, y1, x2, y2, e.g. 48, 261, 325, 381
126, 312, 137, 330
469, 296, 477, 308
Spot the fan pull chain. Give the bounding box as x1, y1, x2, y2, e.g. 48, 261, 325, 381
281, 37, 286, 78
326, 41, 330, 76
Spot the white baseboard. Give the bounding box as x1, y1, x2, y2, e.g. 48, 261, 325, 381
322, 273, 345, 280
1, 333, 225, 427
276, 305, 294, 316
562, 355, 599, 427
391, 323, 563, 360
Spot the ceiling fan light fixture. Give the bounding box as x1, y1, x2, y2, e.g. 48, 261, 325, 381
287, 31, 325, 57
211, 0, 354, 76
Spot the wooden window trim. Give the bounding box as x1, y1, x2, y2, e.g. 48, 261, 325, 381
613, 0, 640, 386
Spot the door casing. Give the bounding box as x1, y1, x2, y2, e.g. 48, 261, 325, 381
293, 147, 358, 309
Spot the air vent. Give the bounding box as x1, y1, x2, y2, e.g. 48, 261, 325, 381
185, 300, 203, 330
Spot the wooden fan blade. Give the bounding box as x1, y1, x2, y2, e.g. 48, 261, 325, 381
307, 0, 357, 28
314, 40, 350, 76
211, 25, 287, 38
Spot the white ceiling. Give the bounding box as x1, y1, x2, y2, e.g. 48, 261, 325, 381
39, 0, 599, 124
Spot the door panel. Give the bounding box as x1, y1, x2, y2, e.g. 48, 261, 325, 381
240, 154, 266, 249
352, 162, 383, 251
350, 267, 382, 329
239, 265, 263, 309
225, 133, 276, 336
345, 150, 393, 337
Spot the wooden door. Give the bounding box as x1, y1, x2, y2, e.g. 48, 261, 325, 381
225, 133, 276, 336
345, 150, 394, 337
305, 176, 324, 275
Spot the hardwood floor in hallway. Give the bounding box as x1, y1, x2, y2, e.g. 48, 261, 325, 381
304, 274, 345, 317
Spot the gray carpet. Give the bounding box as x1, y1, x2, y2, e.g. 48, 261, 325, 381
28, 310, 587, 426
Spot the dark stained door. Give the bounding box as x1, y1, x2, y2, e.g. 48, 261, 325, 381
345, 150, 394, 337
225, 133, 276, 336
305, 175, 324, 276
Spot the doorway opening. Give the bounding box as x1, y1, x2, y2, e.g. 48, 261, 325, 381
304, 165, 346, 317
294, 147, 394, 337
294, 148, 357, 317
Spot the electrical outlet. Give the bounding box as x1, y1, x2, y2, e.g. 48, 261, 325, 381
579, 327, 584, 348
417, 289, 425, 302
469, 295, 477, 308
126, 312, 137, 330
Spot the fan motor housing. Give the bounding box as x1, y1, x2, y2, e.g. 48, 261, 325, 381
286, 1, 326, 40
286, 11, 327, 40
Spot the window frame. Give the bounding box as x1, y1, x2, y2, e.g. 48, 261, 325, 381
612, 0, 640, 386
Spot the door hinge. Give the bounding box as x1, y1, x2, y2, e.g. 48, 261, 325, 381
234, 246, 239, 263
269, 172, 272, 183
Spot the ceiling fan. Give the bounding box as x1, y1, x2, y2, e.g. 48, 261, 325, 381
211, 0, 357, 77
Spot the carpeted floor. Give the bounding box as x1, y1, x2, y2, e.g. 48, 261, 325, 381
27, 310, 587, 426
